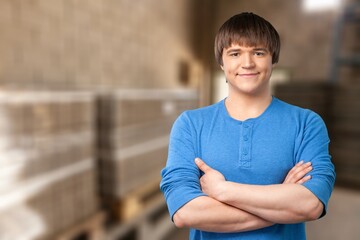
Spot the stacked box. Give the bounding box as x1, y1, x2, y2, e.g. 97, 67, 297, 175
330, 86, 360, 186
97, 89, 198, 199
0, 91, 98, 240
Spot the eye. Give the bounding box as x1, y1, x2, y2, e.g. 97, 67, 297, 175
229, 52, 240, 57
254, 51, 265, 56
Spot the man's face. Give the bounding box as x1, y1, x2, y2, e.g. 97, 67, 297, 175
221, 43, 273, 98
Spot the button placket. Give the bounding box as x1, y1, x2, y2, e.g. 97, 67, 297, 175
240, 123, 252, 167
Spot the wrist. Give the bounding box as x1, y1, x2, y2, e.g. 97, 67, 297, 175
214, 181, 231, 202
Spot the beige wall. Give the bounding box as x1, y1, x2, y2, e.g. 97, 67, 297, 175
0, 0, 202, 90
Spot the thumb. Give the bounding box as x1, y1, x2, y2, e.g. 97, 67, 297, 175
195, 158, 211, 173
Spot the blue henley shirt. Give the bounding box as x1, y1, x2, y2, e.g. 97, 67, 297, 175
160, 97, 335, 240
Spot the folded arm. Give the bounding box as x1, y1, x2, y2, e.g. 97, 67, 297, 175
172, 160, 313, 231
196, 158, 323, 224
173, 195, 272, 232
218, 181, 323, 223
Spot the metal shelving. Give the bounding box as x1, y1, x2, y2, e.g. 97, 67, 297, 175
329, 3, 360, 83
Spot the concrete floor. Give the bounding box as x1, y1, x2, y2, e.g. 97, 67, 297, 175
164, 228, 189, 240
168, 187, 360, 240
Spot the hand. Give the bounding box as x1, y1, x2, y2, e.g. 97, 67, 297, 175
283, 161, 312, 184
195, 158, 226, 198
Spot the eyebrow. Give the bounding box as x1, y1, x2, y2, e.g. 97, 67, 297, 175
253, 48, 269, 52
253, 48, 269, 53
225, 47, 269, 53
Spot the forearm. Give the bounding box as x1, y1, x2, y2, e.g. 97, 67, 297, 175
174, 196, 273, 232
217, 182, 323, 223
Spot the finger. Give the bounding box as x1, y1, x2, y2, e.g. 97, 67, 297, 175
296, 175, 311, 184
285, 167, 309, 183
296, 160, 304, 166
290, 165, 312, 183
286, 161, 305, 178
290, 162, 312, 177
195, 158, 211, 173
284, 161, 312, 183
293, 162, 312, 177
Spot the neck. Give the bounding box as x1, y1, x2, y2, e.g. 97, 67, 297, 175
225, 93, 272, 121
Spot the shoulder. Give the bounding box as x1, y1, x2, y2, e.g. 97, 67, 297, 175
170, 101, 222, 138
170, 100, 224, 135
274, 97, 323, 122
177, 100, 223, 123
273, 97, 328, 135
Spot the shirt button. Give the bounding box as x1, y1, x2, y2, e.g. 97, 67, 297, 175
243, 135, 248, 141
244, 124, 249, 128
243, 149, 248, 155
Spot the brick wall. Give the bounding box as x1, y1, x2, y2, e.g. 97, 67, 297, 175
0, 0, 201, 90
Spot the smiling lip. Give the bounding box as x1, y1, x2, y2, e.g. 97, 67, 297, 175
237, 73, 259, 78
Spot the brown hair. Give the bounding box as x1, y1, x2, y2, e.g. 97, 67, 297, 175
214, 12, 280, 65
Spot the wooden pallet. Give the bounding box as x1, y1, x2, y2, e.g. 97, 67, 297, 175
54, 211, 106, 240
109, 178, 164, 223
106, 184, 174, 240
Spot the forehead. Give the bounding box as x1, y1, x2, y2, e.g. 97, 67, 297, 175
225, 43, 268, 51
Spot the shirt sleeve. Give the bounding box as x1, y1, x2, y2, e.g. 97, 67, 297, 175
296, 111, 336, 218
160, 112, 206, 220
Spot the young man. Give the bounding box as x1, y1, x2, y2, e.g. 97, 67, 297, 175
160, 12, 335, 239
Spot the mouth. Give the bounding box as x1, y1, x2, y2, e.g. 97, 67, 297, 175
236, 72, 259, 78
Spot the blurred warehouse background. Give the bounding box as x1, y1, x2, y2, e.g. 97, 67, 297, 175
0, 0, 359, 239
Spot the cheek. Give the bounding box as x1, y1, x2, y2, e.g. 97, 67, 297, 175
263, 67, 271, 75
223, 63, 237, 74
225, 68, 235, 77
260, 63, 272, 75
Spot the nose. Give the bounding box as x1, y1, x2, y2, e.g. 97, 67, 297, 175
241, 53, 255, 69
